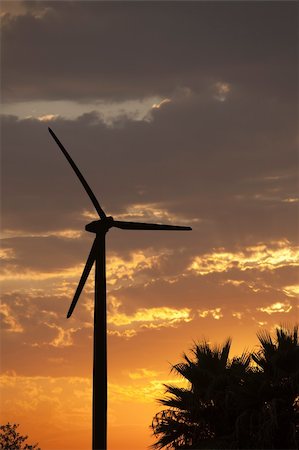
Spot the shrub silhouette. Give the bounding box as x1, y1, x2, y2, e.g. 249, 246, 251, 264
151, 325, 299, 449
0, 423, 41, 450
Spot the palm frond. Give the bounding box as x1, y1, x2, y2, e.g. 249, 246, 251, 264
220, 338, 232, 366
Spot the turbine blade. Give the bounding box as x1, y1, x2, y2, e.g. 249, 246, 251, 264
67, 238, 97, 318
112, 220, 192, 231
48, 128, 106, 220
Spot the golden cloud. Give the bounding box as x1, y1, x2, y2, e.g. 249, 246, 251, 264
109, 377, 187, 404
258, 301, 292, 315
198, 307, 223, 320
46, 323, 78, 347
232, 312, 243, 320
107, 250, 167, 286
282, 284, 299, 298
30, 322, 93, 348
108, 304, 192, 327
2, 228, 82, 239
106, 296, 193, 338
282, 197, 299, 203
257, 321, 268, 327
127, 368, 159, 380
188, 240, 299, 275
0, 265, 84, 282
222, 278, 270, 293
0, 302, 23, 333
0, 247, 16, 260
0, 248, 167, 292
82, 202, 199, 225
108, 329, 137, 339
152, 98, 171, 109
37, 114, 59, 122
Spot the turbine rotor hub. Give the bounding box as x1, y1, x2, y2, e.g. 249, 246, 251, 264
85, 216, 114, 234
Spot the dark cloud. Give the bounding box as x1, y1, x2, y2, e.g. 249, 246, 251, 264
1, 235, 92, 271
2, 76, 298, 248
112, 266, 297, 312
2, 2, 297, 250
2, 1, 297, 102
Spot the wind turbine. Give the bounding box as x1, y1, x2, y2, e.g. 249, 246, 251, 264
48, 127, 192, 450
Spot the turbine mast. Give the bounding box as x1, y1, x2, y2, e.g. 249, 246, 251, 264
48, 129, 192, 450
93, 232, 107, 450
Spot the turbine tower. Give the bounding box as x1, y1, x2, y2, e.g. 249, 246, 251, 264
48, 128, 192, 450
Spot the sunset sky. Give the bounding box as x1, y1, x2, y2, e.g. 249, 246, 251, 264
1, 2, 298, 449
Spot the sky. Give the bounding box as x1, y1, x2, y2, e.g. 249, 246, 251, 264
1, 1, 298, 449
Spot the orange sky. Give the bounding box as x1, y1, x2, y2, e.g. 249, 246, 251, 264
1, 2, 298, 450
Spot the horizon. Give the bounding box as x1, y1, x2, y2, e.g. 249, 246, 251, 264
1, 2, 298, 449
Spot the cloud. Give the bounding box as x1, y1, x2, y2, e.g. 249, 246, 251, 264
0, 302, 24, 333
36, 114, 59, 122
127, 368, 159, 380
108, 329, 137, 339
257, 301, 293, 315
214, 82, 231, 102
0, 247, 15, 260
45, 323, 81, 348
198, 307, 223, 320
2, 228, 83, 239
2, 3, 297, 103
0, 264, 84, 282
108, 202, 199, 225
108, 297, 192, 328
2, 87, 297, 252
152, 99, 172, 110
282, 284, 299, 298
109, 377, 187, 405
188, 241, 299, 275
106, 249, 171, 288
232, 312, 243, 320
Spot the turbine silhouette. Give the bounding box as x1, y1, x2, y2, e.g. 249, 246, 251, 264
48, 128, 192, 450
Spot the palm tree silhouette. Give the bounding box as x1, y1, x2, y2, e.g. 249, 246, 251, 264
151, 339, 251, 449
151, 325, 299, 449
235, 325, 299, 449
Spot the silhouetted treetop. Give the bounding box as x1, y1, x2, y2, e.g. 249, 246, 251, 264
0, 423, 41, 450
151, 324, 299, 449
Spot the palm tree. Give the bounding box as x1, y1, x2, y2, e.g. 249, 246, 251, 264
235, 324, 299, 449
151, 325, 299, 449
151, 339, 251, 449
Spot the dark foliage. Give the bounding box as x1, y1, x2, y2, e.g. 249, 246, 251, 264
0, 423, 41, 450
151, 325, 299, 449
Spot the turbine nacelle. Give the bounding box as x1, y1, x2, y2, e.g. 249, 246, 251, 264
86, 217, 114, 233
